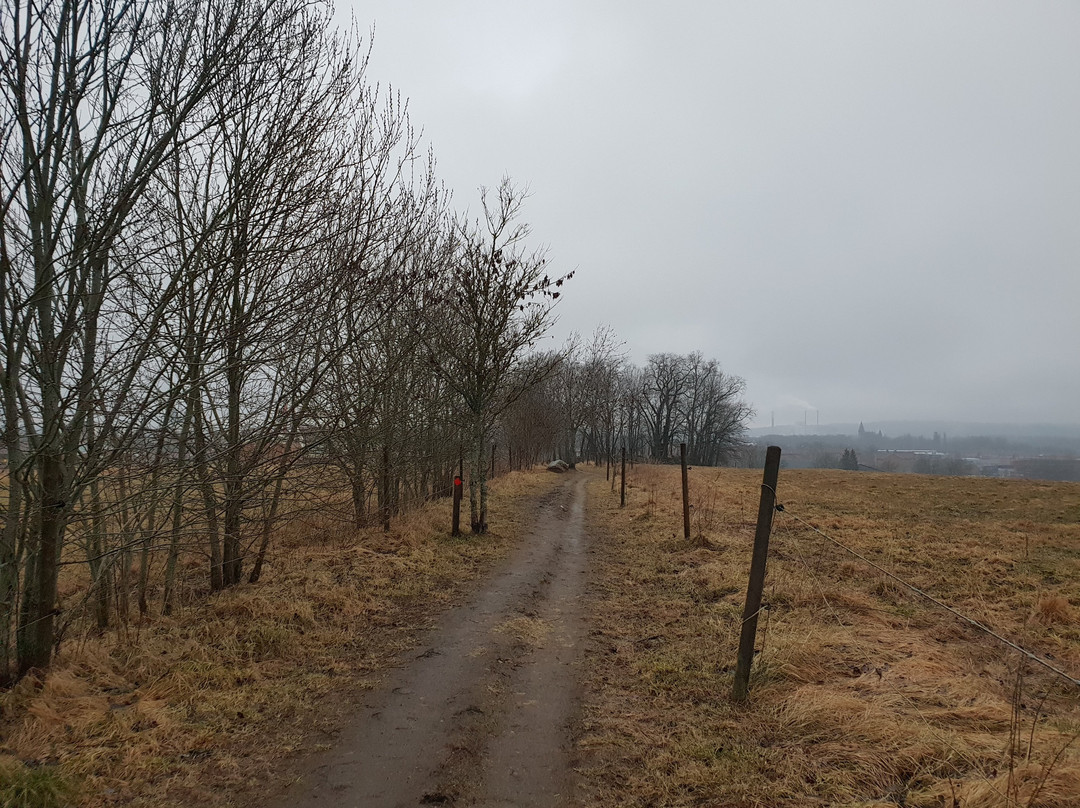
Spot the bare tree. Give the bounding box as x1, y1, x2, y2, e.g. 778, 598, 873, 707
680, 352, 753, 465
640, 354, 691, 461
627, 352, 752, 465
0, 0, 293, 677
192, 4, 356, 588
321, 215, 453, 530
425, 180, 570, 533
498, 360, 562, 472
550, 334, 589, 467
578, 325, 626, 465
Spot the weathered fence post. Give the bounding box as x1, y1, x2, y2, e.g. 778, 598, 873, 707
732, 445, 781, 701
452, 455, 463, 537
680, 442, 690, 540
452, 475, 462, 537
620, 447, 627, 508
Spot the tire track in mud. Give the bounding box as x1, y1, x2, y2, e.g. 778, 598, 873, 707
271, 474, 590, 807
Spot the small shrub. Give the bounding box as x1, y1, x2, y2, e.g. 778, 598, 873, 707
0, 759, 77, 808
240, 622, 294, 660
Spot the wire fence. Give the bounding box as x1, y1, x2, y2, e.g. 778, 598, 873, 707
623, 460, 1080, 805
754, 487, 1080, 805
770, 494, 1080, 691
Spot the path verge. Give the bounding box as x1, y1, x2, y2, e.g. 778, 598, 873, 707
271, 473, 591, 807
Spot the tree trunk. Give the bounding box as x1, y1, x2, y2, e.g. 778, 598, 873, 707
162, 470, 186, 617
19, 452, 65, 675
381, 444, 391, 532
250, 427, 300, 584
192, 411, 223, 592
469, 416, 488, 534
222, 474, 243, 587
350, 470, 366, 529
85, 479, 110, 630
222, 352, 243, 586
0, 435, 24, 682
162, 416, 189, 615
116, 472, 133, 626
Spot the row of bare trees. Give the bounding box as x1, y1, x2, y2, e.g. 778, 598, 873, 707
0, 0, 568, 681
501, 339, 753, 471
0, 0, 749, 684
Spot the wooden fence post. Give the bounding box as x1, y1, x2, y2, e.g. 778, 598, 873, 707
680, 442, 690, 540
732, 445, 781, 701
452, 455, 463, 537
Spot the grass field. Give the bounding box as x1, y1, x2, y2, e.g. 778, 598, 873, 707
577, 465, 1080, 807
0, 469, 564, 807
3, 463, 1078, 807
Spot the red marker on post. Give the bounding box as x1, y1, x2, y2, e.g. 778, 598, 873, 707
452, 475, 462, 536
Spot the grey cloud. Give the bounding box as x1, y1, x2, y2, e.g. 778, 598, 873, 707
345, 1, 1080, 426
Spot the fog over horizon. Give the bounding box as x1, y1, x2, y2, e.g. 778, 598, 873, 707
342, 2, 1080, 430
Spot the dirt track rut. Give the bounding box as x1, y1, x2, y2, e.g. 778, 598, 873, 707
271, 474, 590, 807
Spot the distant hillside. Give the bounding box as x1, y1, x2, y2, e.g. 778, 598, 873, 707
745, 421, 1080, 481
747, 420, 1080, 441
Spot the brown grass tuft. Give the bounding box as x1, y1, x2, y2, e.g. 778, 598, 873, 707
1033, 595, 1076, 626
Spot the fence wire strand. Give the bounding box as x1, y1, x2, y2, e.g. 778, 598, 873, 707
772, 500, 1080, 691
774, 525, 1011, 802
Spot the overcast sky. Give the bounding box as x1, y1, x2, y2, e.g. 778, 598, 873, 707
339, 2, 1079, 428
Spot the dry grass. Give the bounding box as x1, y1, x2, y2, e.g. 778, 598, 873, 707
495, 615, 552, 648
0, 468, 561, 807
578, 464, 1080, 807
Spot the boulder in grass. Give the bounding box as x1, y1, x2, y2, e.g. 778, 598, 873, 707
546, 460, 570, 473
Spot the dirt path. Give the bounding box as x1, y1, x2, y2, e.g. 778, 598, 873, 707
270, 473, 591, 807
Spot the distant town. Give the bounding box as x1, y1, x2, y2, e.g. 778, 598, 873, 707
747, 420, 1080, 482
